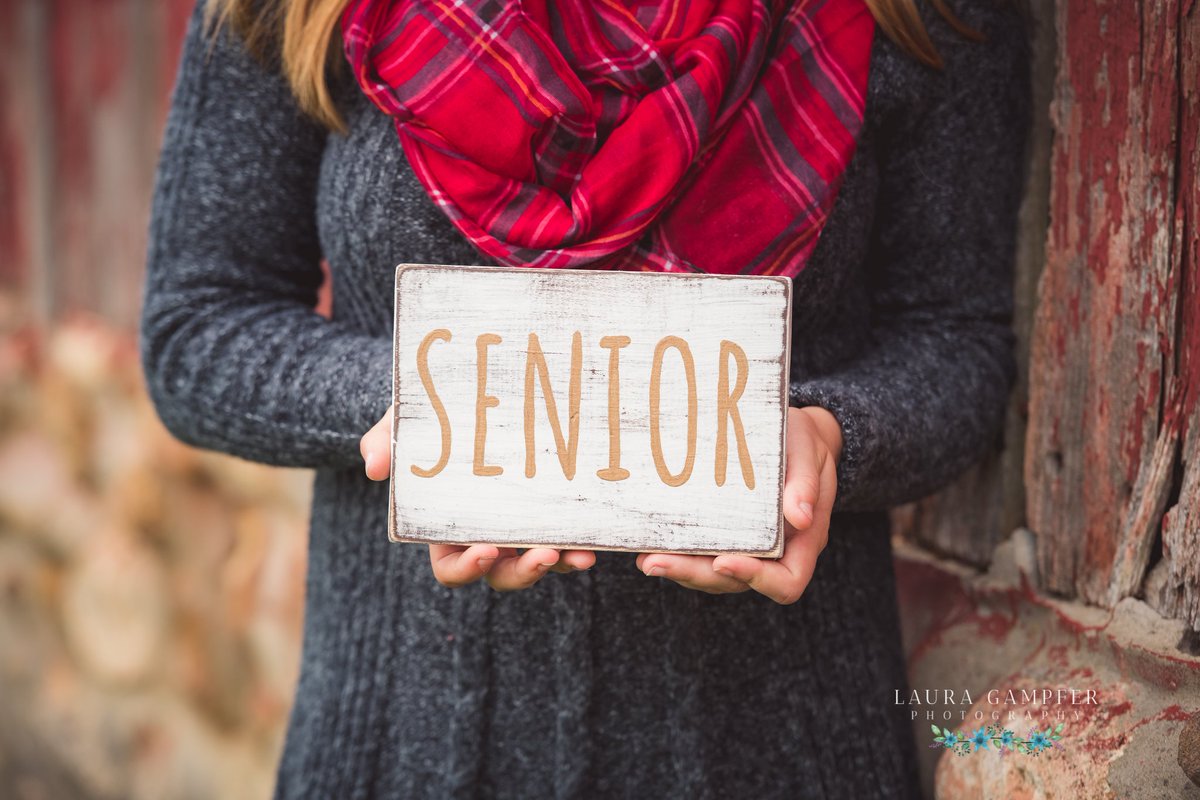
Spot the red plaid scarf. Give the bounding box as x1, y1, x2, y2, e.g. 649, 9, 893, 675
342, 0, 873, 276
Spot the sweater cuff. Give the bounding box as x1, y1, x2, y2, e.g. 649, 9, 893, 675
789, 377, 876, 514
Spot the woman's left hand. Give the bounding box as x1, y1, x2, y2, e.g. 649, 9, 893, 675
634, 406, 843, 605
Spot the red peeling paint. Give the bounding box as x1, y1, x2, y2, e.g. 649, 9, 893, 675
1028, 0, 1198, 616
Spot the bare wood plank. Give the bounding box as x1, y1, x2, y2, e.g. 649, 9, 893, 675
389, 264, 791, 557
1108, 400, 1179, 605
1146, 398, 1200, 630
1145, 0, 1200, 629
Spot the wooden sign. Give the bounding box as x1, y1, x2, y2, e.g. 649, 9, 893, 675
389, 264, 791, 557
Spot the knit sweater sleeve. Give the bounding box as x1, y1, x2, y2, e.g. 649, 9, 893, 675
140, 1, 391, 469
789, 5, 1032, 513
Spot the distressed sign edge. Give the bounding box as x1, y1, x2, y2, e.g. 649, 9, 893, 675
388, 262, 791, 558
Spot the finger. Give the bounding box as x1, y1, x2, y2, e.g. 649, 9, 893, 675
486, 547, 560, 591
548, 548, 592, 574
360, 406, 393, 481
539, 549, 593, 574
712, 471, 833, 605
559, 549, 596, 571
710, 533, 820, 605
429, 543, 500, 588
640, 553, 749, 594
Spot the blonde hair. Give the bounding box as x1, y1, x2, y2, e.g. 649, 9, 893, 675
208, 0, 984, 133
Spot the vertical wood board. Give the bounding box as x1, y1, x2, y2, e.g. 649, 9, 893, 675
1146, 0, 1200, 630
0, 0, 193, 326
1027, 0, 1200, 614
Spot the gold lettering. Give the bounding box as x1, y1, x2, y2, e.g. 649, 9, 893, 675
473, 333, 503, 476
649, 335, 697, 487
410, 328, 453, 478
715, 340, 755, 489
596, 335, 631, 481
524, 332, 582, 479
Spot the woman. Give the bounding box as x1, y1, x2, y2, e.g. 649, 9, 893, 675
141, 0, 1031, 796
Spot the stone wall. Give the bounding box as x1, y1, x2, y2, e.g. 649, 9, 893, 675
0, 304, 310, 800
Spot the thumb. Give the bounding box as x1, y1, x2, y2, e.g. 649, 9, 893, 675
360, 405, 393, 481
782, 433, 822, 530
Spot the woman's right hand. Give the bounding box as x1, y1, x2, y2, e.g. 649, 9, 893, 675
360, 407, 596, 590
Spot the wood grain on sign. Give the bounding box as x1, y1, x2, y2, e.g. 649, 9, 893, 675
389, 264, 791, 557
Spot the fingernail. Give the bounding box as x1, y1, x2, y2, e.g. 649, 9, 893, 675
713, 566, 732, 577
799, 501, 814, 520
647, 566, 663, 577
364, 453, 376, 476
537, 562, 554, 572
477, 556, 496, 569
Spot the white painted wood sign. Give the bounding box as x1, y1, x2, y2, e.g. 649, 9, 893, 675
389, 264, 791, 557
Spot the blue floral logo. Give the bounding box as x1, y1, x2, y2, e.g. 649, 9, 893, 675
931, 723, 1065, 756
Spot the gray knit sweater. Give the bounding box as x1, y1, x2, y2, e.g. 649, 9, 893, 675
141, 0, 1031, 797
